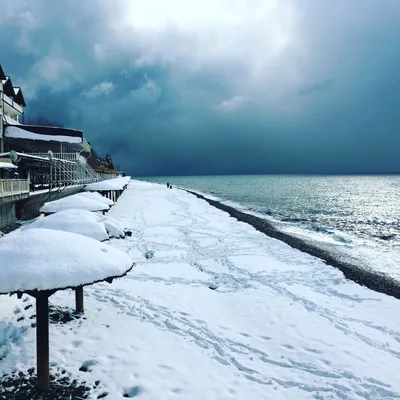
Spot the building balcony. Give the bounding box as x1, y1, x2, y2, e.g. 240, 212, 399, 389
0, 179, 30, 203
2, 93, 23, 115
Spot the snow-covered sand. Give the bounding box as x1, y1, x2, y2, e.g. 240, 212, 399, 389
1, 180, 400, 399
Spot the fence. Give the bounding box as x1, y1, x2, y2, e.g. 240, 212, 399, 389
26, 152, 80, 161
0, 179, 29, 198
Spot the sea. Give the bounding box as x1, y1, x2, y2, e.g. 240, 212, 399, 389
144, 175, 400, 282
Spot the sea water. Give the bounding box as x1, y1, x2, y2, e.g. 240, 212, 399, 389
145, 175, 400, 281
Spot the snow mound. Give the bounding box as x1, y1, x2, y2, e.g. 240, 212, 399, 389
75, 191, 114, 206
97, 215, 125, 238
40, 194, 109, 214
0, 228, 133, 293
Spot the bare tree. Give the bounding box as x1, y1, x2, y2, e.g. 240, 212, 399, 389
24, 114, 64, 127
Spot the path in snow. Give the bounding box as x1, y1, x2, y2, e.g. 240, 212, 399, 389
1, 180, 400, 399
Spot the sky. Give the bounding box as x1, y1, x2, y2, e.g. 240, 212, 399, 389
1, 0, 400, 176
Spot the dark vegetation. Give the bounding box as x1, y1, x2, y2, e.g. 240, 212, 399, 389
23, 114, 64, 127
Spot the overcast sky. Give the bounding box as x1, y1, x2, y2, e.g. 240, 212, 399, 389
1, 0, 400, 175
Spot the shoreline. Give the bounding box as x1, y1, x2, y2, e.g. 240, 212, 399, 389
184, 189, 400, 300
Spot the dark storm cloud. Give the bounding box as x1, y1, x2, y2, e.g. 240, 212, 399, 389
298, 79, 335, 96
1, 0, 400, 175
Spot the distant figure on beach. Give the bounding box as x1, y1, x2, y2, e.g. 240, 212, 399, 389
167, 182, 170, 188
170, 185, 173, 189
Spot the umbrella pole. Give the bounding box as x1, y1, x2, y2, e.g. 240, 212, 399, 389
36, 292, 50, 391
75, 286, 84, 313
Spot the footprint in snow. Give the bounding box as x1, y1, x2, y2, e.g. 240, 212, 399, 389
144, 250, 154, 259
123, 385, 143, 398
79, 359, 97, 372
208, 283, 219, 291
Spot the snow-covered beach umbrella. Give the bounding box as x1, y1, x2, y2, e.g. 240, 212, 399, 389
75, 191, 115, 206
84, 177, 131, 201
0, 161, 18, 170
23, 209, 126, 241
84, 178, 126, 191
0, 228, 133, 391
40, 193, 110, 215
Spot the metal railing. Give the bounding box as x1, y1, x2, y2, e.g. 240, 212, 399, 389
2, 93, 23, 114
25, 152, 101, 184
0, 179, 29, 198
23, 152, 123, 186
26, 152, 79, 161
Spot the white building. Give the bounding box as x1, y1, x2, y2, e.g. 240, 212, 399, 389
0, 64, 26, 152
0, 64, 117, 229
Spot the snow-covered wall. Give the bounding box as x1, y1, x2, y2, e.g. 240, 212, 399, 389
0, 203, 15, 229
0, 83, 3, 141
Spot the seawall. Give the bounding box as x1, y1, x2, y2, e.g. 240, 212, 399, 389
0, 186, 83, 231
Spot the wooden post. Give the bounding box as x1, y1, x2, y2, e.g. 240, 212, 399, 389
75, 286, 84, 313
36, 292, 50, 391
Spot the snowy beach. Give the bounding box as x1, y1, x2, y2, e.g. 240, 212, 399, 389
1, 180, 400, 399
185, 189, 400, 300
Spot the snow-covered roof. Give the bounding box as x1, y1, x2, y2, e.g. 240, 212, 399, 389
0, 152, 48, 161
0, 228, 133, 294
85, 177, 130, 191
4, 126, 82, 144
40, 193, 110, 214
0, 151, 75, 165
24, 209, 125, 240
0, 162, 17, 169
12, 86, 26, 107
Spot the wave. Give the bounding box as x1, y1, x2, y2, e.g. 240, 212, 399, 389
280, 217, 311, 223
